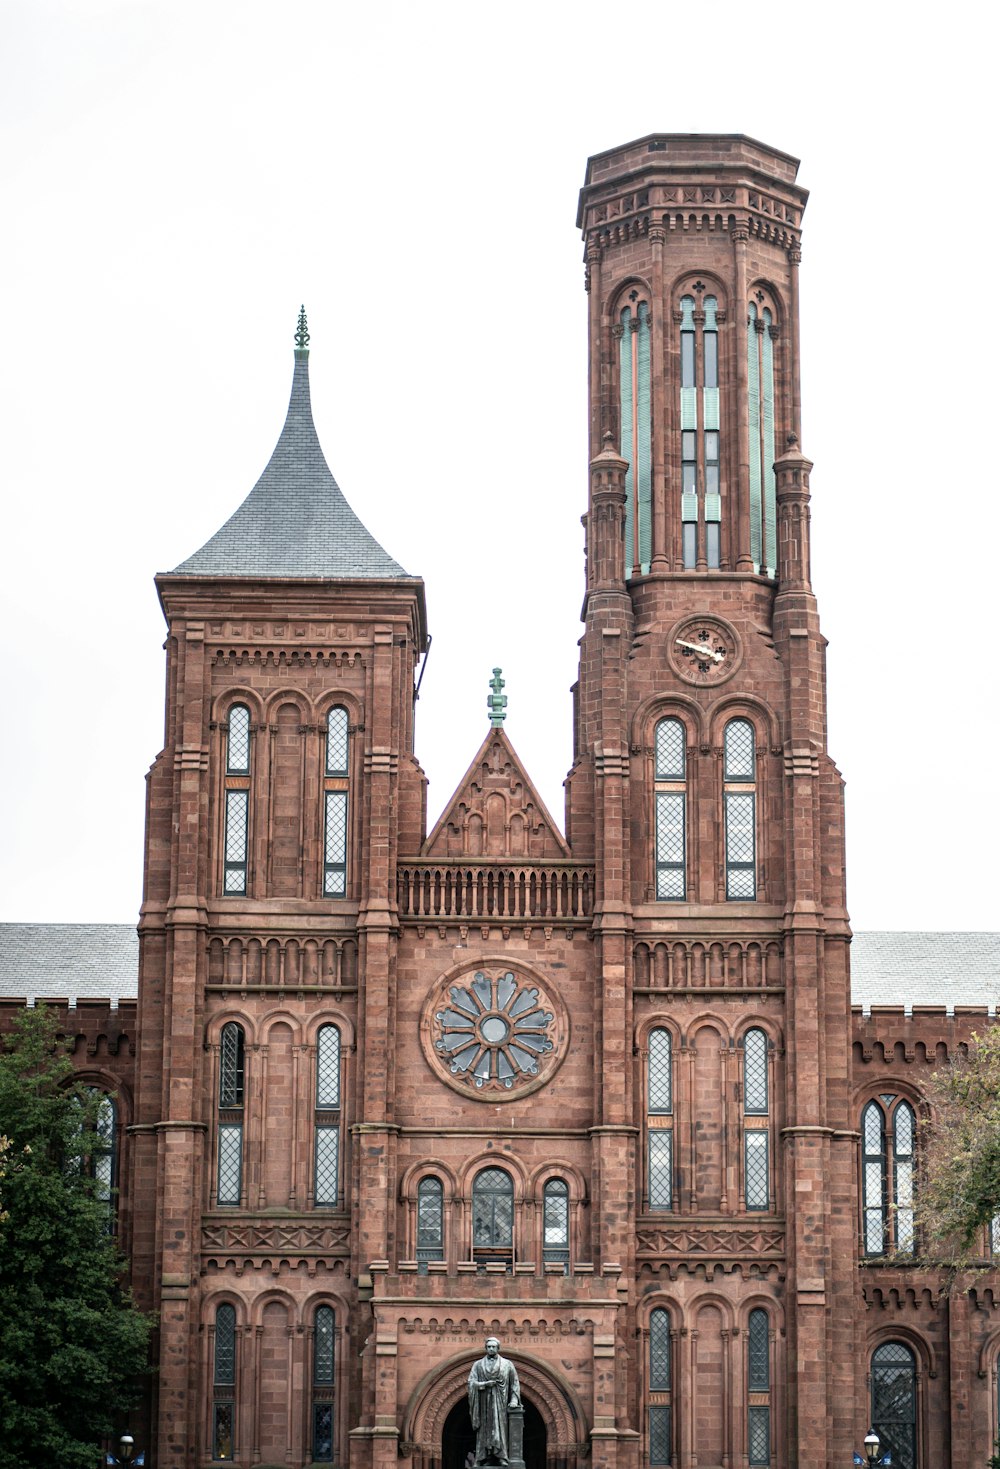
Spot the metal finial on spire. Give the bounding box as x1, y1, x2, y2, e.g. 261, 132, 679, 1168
488, 668, 507, 728
295, 305, 310, 350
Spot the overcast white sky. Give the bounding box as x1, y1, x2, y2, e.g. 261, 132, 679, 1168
1, 0, 995, 931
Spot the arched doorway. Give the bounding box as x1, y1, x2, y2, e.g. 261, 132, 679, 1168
441, 1398, 547, 1469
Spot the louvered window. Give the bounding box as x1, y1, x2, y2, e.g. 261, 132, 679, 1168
648, 1307, 672, 1464
312, 1305, 335, 1462
747, 1309, 771, 1465
679, 292, 722, 570
314, 1026, 341, 1208
724, 719, 757, 899
212, 1303, 237, 1460
862, 1096, 916, 1256
543, 1178, 570, 1270
647, 1028, 673, 1211
618, 293, 652, 576
743, 1029, 770, 1211
871, 1342, 917, 1469
217, 1024, 244, 1208
223, 705, 251, 895
417, 1176, 445, 1267
654, 718, 686, 900
747, 298, 777, 576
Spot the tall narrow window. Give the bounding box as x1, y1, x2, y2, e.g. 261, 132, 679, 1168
312, 1305, 335, 1462
747, 1308, 771, 1466
323, 705, 350, 896
314, 1025, 341, 1208
648, 1307, 672, 1465
618, 293, 652, 576
747, 299, 777, 576
91, 1092, 116, 1218
543, 1178, 570, 1270
871, 1342, 917, 1469
212, 1303, 237, 1461
472, 1166, 514, 1266
217, 1023, 244, 1207
654, 718, 686, 900
647, 1028, 673, 1211
223, 705, 251, 895
862, 1095, 916, 1256
679, 291, 722, 570
743, 1029, 770, 1211
724, 719, 757, 900
417, 1176, 445, 1267
326, 706, 349, 776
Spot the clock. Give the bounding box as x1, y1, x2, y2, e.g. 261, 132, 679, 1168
668, 616, 740, 686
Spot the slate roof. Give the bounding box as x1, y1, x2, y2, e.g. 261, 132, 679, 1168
170, 346, 409, 580
1, 927, 997, 1011
0, 924, 139, 1007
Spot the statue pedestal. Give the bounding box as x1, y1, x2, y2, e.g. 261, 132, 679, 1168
507, 1404, 526, 1469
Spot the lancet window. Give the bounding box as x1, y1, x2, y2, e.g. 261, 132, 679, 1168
617, 290, 652, 576
747, 296, 778, 576
724, 718, 757, 899
862, 1095, 916, 1256
216, 1022, 245, 1207
646, 1028, 673, 1211
314, 1024, 341, 1208
417, 1176, 445, 1267
648, 1307, 672, 1465
324, 706, 349, 896
312, 1305, 335, 1462
742, 1029, 770, 1211
870, 1342, 917, 1469
223, 703, 251, 895
654, 718, 686, 900
679, 291, 721, 569
747, 1308, 771, 1465
212, 1302, 237, 1461
472, 1166, 514, 1265
542, 1177, 570, 1270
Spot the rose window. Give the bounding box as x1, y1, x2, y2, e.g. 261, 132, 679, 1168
432, 969, 557, 1092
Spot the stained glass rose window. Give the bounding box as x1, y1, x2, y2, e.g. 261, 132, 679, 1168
421, 964, 567, 1099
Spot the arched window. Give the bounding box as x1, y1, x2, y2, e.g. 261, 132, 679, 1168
723, 718, 756, 900
312, 1305, 335, 1462
543, 1178, 570, 1270
617, 291, 652, 576
647, 1028, 673, 1211
747, 1308, 771, 1465
314, 1025, 341, 1208
648, 1307, 672, 1465
417, 1176, 445, 1267
212, 1302, 237, 1461
654, 718, 686, 900
862, 1096, 915, 1256
472, 1166, 514, 1265
679, 291, 722, 570
742, 1029, 769, 1211
223, 704, 251, 895
747, 298, 778, 576
217, 1023, 245, 1207
870, 1341, 917, 1469
88, 1091, 116, 1216
323, 706, 350, 896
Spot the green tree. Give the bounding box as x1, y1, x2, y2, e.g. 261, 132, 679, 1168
0, 1006, 152, 1469
919, 1024, 1000, 1275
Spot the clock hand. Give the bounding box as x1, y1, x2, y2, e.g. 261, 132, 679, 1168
675, 638, 724, 663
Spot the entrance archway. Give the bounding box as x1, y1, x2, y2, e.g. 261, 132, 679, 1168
441, 1397, 546, 1469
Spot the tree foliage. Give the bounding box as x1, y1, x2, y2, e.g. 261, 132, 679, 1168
918, 1024, 1000, 1275
0, 1006, 152, 1469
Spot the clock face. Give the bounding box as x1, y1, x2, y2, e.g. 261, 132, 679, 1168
669, 617, 739, 685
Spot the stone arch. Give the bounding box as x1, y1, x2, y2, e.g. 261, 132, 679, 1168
402, 1348, 587, 1461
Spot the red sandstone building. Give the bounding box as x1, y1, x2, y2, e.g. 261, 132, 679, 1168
2, 135, 1000, 1469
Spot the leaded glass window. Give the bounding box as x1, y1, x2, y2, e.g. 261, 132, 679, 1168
219, 1023, 245, 1108
648, 1130, 673, 1211
893, 1100, 915, 1252
724, 719, 756, 900
862, 1096, 916, 1256
326, 706, 349, 777
747, 1309, 770, 1464
650, 1308, 671, 1392
91, 1092, 116, 1210
748, 1407, 770, 1467
745, 1131, 769, 1210
226, 705, 250, 775
543, 1178, 570, 1268
871, 1342, 916, 1469
312, 1305, 335, 1462
648, 1029, 672, 1113
655, 719, 685, 780
649, 1406, 671, 1466
324, 791, 348, 897
654, 718, 686, 900
213, 1302, 237, 1460
618, 295, 652, 576
743, 1029, 768, 1114
224, 790, 249, 895
863, 1100, 886, 1255
217, 1024, 244, 1208
748, 1309, 769, 1391
417, 1176, 444, 1264
747, 299, 778, 577
679, 290, 723, 571
472, 1166, 514, 1257
314, 1128, 339, 1207
316, 1025, 341, 1108
217, 1124, 243, 1206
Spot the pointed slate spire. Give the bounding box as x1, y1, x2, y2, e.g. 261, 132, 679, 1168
172, 309, 408, 579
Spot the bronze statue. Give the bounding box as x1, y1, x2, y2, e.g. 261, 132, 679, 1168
467, 1337, 520, 1465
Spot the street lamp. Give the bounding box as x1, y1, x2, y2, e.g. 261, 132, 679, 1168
864, 1429, 881, 1464
105, 1434, 145, 1467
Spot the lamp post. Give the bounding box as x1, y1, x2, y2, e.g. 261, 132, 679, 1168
864, 1430, 881, 1463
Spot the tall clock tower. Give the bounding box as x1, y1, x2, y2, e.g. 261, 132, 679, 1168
570, 135, 857, 1466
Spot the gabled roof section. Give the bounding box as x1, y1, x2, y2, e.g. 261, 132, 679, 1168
423, 727, 570, 859
0, 923, 138, 1006
851, 931, 1000, 1013
171, 316, 408, 579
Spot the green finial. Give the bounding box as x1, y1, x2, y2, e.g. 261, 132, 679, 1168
488, 667, 507, 728
295, 304, 310, 350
